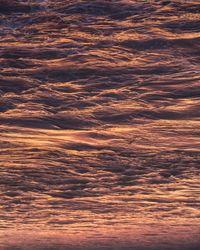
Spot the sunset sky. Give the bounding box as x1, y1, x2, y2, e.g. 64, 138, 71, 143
0, 0, 200, 249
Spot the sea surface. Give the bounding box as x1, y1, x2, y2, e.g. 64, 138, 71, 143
0, 0, 200, 249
